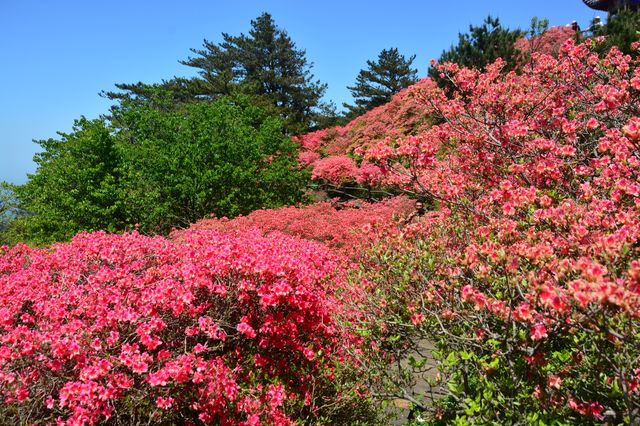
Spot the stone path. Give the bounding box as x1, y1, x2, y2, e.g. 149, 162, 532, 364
385, 339, 447, 425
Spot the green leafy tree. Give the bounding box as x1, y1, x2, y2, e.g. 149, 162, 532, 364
114, 95, 308, 233
8, 95, 308, 245
104, 78, 202, 112
9, 118, 124, 245
0, 182, 20, 243
0, 183, 16, 221
591, 9, 640, 55
429, 16, 524, 82
343, 48, 419, 119
106, 13, 328, 134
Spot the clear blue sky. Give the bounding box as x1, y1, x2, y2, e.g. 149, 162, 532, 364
1, 0, 603, 184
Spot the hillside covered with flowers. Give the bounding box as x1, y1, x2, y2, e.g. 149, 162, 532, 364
2, 20, 640, 425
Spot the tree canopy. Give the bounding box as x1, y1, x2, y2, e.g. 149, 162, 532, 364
105, 13, 328, 134
6, 95, 308, 245
590, 9, 640, 55
428, 15, 524, 82
343, 48, 418, 119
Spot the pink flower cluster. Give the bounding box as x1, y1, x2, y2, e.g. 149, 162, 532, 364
310, 155, 359, 185
293, 79, 435, 187
515, 25, 577, 58
348, 39, 640, 420
0, 230, 361, 424
172, 196, 415, 257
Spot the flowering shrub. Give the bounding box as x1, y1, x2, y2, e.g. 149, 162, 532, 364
291, 72, 442, 200
295, 83, 430, 155
6, 25, 640, 426
515, 25, 576, 59
310, 156, 359, 185
356, 162, 384, 187
298, 151, 320, 167
0, 230, 374, 425
349, 40, 640, 423
173, 197, 415, 257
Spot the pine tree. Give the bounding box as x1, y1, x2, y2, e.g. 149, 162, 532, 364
103, 77, 201, 113
429, 16, 524, 82
105, 13, 327, 134
590, 9, 640, 55
343, 48, 418, 118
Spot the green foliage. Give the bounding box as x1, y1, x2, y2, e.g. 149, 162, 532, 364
0, 182, 20, 243
343, 48, 418, 119
10, 118, 124, 245
527, 16, 550, 39
591, 9, 640, 55
356, 232, 640, 425
429, 16, 524, 82
0, 183, 16, 224
105, 13, 329, 134
103, 78, 202, 113
9, 96, 308, 245
114, 95, 308, 233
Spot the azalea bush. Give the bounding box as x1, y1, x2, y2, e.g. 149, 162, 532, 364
348, 39, 640, 424
294, 91, 433, 200
293, 78, 436, 169
515, 24, 576, 60
0, 230, 376, 425
5, 25, 640, 426
172, 196, 415, 257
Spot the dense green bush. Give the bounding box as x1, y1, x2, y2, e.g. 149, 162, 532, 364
6, 96, 308, 245
592, 10, 640, 55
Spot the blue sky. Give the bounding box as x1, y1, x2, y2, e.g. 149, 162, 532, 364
1, 0, 603, 184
